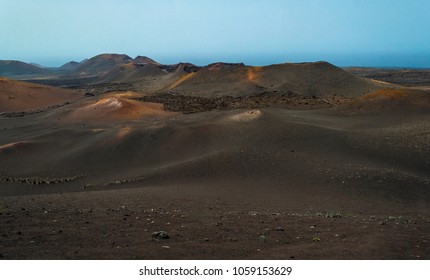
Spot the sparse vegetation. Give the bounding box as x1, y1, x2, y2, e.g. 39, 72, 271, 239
325, 212, 342, 218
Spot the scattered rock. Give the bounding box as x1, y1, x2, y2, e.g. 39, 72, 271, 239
152, 231, 169, 239
258, 235, 267, 243
275, 227, 285, 232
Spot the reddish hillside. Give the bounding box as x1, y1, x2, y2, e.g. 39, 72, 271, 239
0, 77, 80, 112
73, 54, 133, 75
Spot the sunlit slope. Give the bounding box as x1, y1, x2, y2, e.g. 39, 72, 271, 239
0, 78, 80, 112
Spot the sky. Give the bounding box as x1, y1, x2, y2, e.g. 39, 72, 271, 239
1, 0, 429, 67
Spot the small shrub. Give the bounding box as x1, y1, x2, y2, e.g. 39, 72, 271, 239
326, 212, 342, 218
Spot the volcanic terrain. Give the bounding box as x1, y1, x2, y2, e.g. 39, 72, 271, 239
0, 54, 429, 259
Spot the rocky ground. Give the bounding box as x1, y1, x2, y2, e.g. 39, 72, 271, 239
1, 185, 429, 260
134, 92, 349, 114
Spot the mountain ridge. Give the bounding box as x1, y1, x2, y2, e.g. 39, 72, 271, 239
1, 53, 389, 98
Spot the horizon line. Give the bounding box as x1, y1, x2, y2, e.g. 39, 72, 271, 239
2, 52, 430, 70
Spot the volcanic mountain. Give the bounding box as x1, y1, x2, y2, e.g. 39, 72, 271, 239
2, 54, 387, 100
163, 61, 384, 98
73, 53, 134, 75
133, 56, 160, 65
0, 60, 50, 77
59, 61, 81, 71
71, 54, 385, 98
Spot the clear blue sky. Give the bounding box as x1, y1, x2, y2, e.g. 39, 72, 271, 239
1, 0, 429, 67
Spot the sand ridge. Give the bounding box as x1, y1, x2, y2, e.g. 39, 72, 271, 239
226, 109, 263, 122
61, 95, 174, 123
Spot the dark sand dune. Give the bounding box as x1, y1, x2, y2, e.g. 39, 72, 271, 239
0, 92, 429, 259
1, 102, 428, 196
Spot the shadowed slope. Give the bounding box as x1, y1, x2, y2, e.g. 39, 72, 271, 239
96, 63, 168, 84
0, 60, 50, 77
167, 62, 383, 98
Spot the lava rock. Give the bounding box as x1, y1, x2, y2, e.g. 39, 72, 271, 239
152, 231, 169, 239
258, 235, 267, 243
